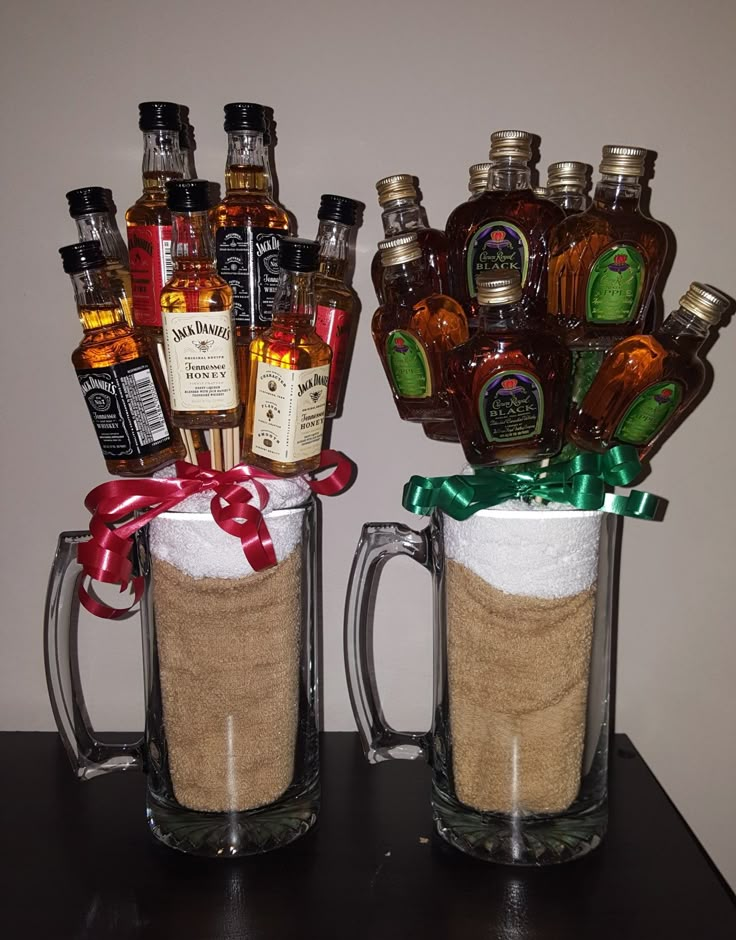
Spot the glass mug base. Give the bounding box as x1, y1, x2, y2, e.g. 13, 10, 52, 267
432, 783, 606, 866
147, 776, 320, 858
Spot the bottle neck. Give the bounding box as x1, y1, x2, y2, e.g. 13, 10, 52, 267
659, 306, 710, 351
383, 256, 434, 305
171, 210, 216, 268
225, 130, 273, 194
593, 173, 642, 211
272, 269, 316, 324
488, 158, 532, 192
141, 129, 183, 192
381, 197, 425, 236
548, 192, 589, 212
317, 219, 351, 280
69, 269, 127, 331
180, 147, 197, 180
73, 212, 129, 266
477, 299, 524, 330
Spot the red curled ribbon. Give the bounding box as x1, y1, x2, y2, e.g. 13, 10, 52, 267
77, 449, 354, 619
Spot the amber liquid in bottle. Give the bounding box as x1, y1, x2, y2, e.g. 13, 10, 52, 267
160, 204, 240, 430
446, 158, 564, 323
446, 292, 571, 466
372, 251, 468, 422
548, 173, 667, 348
244, 255, 332, 477
66, 259, 184, 476
568, 310, 709, 459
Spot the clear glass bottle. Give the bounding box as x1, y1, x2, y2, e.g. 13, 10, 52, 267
545, 161, 590, 215
160, 181, 240, 431
372, 234, 468, 423
313, 194, 361, 418
126, 102, 183, 338
370, 174, 449, 304
60, 240, 184, 476
468, 162, 492, 197
67, 186, 133, 327
568, 282, 729, 458
177, 104, 197, 179
446, 130, 564, 321
244, 238, 332, 476
446, 270, 571, 466
548, 145, 668, 348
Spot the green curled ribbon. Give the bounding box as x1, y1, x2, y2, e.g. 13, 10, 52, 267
402, 445, 663, 521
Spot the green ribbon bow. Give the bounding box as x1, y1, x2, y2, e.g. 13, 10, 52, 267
402, 445, 663, 521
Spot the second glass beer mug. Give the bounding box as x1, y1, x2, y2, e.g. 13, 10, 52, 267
344, 505, 619, 865
45, 495, 319, 857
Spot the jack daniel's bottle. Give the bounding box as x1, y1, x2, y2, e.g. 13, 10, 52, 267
60, 241, 183, 475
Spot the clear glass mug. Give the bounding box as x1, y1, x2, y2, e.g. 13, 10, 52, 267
344, 506, 619, 865
45, 497, 319, 857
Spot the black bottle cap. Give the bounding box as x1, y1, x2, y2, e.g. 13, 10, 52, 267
224, 102, 268, 133
66, 186, 115, 217
318, 194, 359, 226
59, 240, 106, 274
279, 237, 319, 273
139, 101, 181, 131
166, 179, 212, 212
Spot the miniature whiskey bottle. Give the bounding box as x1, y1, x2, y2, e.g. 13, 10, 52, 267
372, 234, 468, 423
446, 270, 571, 466
545, 161, 590, 216
60, 241, 184, 476
160, 180, 240, 430
568, 282, 729, 458
313, 194, 361, 417
126, 102, 183, 338
67, 186, 133, 327
547, 145, 668, 348
244, 238, 332, 476
468, 162, 492, 197
445, 130, 564, 321
178, 105, 198, 179
370, 174, 449, 304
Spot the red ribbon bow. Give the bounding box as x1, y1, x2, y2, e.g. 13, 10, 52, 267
77, 450, 354, 619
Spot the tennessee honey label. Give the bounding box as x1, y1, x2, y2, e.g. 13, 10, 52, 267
76, 358, 171, 459
251, 362, 330, 462
161, 310, 238, 412
216, 226, 284, 329
127, 224, 173, 328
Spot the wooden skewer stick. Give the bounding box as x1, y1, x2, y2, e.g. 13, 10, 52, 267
233, 425, 241, 467
211, 429, 223, 471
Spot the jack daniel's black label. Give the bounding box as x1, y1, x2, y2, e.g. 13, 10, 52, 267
216, 226, 284, 328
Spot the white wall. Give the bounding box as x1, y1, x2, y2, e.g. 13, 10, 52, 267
1, 0, 734, 886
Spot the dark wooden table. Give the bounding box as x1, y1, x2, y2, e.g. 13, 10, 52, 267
1, 732, 733, 939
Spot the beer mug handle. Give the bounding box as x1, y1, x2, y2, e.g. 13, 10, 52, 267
344, 522, 433, 764
44, 531, 144, 779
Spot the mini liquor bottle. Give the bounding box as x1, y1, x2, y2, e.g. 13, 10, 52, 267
372, 234, 468, 423
548, 145, 668, 348
446, 270, 571, 466
67, 186, 133, 327
568, 282, 729, 458
243, 238, 332, 476
313, 194, 361, 417
445, 130, 564, 320
468, 162, 492, 197
178, 105, 197, 179
545, 161, 590, 215
60, 241, 184, 476
126, 102, 183, 338
532, 186, 549, 198
160, 180, 240, 430
370, 174, 449, 304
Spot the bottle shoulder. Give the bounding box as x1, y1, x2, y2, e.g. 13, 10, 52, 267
73, 329, 145, 364
160, 279, 233, 312
215, 198, 291, 229
550, 204, 667, 253
446, 191, 564, 234
126, 198, 170, 226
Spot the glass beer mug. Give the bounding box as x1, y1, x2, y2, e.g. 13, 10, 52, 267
344, 505, 619, 865
45, 497, 319, 857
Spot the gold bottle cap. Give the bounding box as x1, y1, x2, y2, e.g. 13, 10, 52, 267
476, 270, 523, 305
678, 282, 730, 324
599, 145, 647, 177
533, 186, 549, 197
547, 161, 589, 192
468, 162, 492, 194
376, 174, 417, 206
378, 233, 422, 266
489, 129, 533, 162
